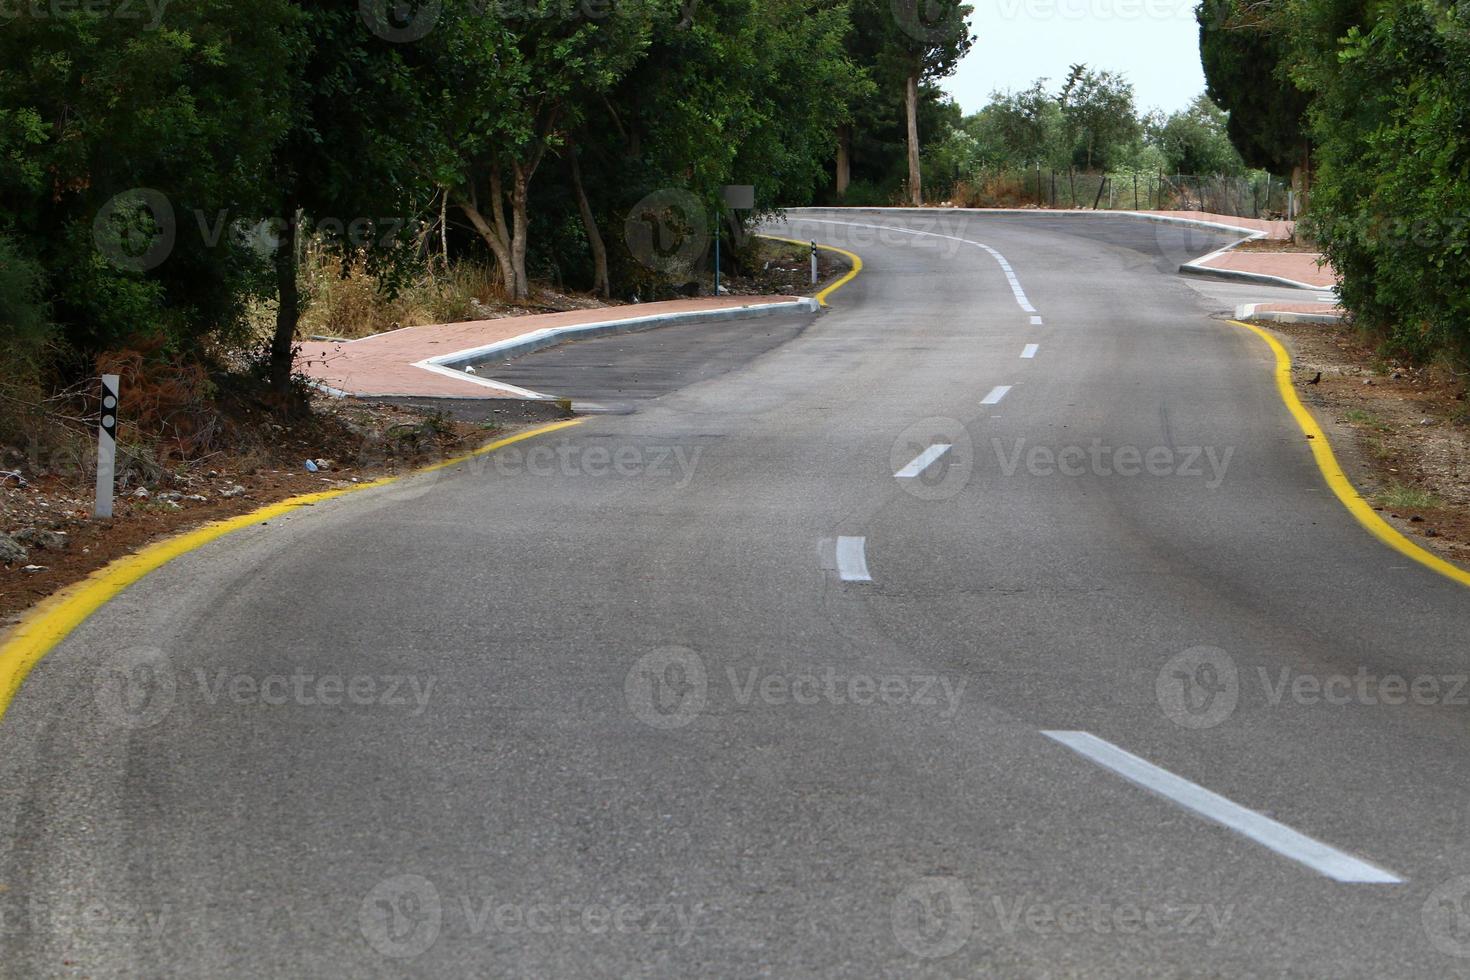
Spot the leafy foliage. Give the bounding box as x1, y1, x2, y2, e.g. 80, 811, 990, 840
1293, 0, 1470, 361
0, 0, 868, 410
1147, 95, 1247, 175
1198, 0, 1311, 174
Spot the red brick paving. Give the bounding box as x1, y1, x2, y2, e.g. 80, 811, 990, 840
1195, 251, 1335, 288
1146, 211, 1296, 240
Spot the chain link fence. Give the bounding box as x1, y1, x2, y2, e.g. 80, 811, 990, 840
951, 171, 1295, 219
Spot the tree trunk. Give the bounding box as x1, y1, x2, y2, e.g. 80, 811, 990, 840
835, 124, 851, 199
1293, 142, 1311, 219
268, 205, 301, 406
904, 72, 921, 207
455, 179, 515, 298
509, 162, 531, 302
567, 141, 609, 298
439, 186, 449, 271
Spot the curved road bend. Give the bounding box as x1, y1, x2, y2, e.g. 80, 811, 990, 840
3, 209, 1470, 977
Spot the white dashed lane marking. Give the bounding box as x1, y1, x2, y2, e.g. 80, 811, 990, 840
895, 445, 952, 479
981, 385, 1012, 405
1043, 731, 1404, 884
835, 536, 872, 583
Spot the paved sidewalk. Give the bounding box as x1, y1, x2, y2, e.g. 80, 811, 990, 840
1145, 210, 1341, 318
299, 296, 803, 400
1144, 211, 1296, 240
1191, 249, 1335, 288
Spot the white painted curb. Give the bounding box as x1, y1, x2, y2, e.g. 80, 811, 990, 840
412, 298, 820, 399
1235, 303, 1343, 325
786, 205, 1270, 238
1180, 261, 1325, 291
785, 205, 1330, 291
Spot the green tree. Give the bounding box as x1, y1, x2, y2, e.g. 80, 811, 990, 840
1290, 0, 1470, 360
447, 0, 654, 302
261, 2, 470, 399
1198, 0, 1310, 179
0, 1, 294, 362
586, 0, 865, 287
1150, 94, 1246, 174
0, 233, 52, 381
983, 81, 1068, 169
1056, 65, 1140, 172
849, 0, 974, 205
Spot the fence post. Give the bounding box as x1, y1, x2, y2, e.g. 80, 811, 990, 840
1133, 173, 1138, 210
94, 373, 119, 519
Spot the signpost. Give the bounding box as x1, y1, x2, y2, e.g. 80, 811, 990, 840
95, 374, 119, 519
715, 185, 755, 296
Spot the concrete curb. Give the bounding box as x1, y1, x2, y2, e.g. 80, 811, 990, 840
411, 297, 821, 400
784, 205, 1335, 293
1180, 261, 1326, 291
1235, 303, 1344, 325
786, 205, 1269, 238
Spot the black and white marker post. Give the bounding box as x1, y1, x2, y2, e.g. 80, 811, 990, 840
810, 241, 818, 286
94, 373, 119, 519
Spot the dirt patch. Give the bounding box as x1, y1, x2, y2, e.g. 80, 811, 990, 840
1255, 316, 1470, 568
714, 237, 848, 297
1232, 238, 1315, 254
0, 399, 551, 628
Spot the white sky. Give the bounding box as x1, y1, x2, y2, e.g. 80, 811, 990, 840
942, 0, 1207, 116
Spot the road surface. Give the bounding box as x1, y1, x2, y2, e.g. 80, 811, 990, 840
3, 209, 1469, 978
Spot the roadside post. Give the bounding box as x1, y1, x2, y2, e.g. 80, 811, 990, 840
95, 373, 119, 519
810, 241, 818, 285
716, 184, 755, 296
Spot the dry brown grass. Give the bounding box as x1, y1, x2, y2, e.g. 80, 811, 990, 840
297, 249, 507, 340
949, 173, 1035, 208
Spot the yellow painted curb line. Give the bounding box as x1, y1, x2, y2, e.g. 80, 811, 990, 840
755, 234, 863, 307
0, 416, 587, 722
1230, 319, 1470, 589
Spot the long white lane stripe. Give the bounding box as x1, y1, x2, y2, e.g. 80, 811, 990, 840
976, 243, 1036, 313
788, 217, 1037, 317
1042, 731, 1403, 884
895, 444, 951, 479
1021, 344, 1039, 359
835, 536, 872, 582
980, 385, 1012, 405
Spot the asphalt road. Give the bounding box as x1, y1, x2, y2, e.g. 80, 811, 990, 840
472, 310, 815, 413
4, 209, 1470, 978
